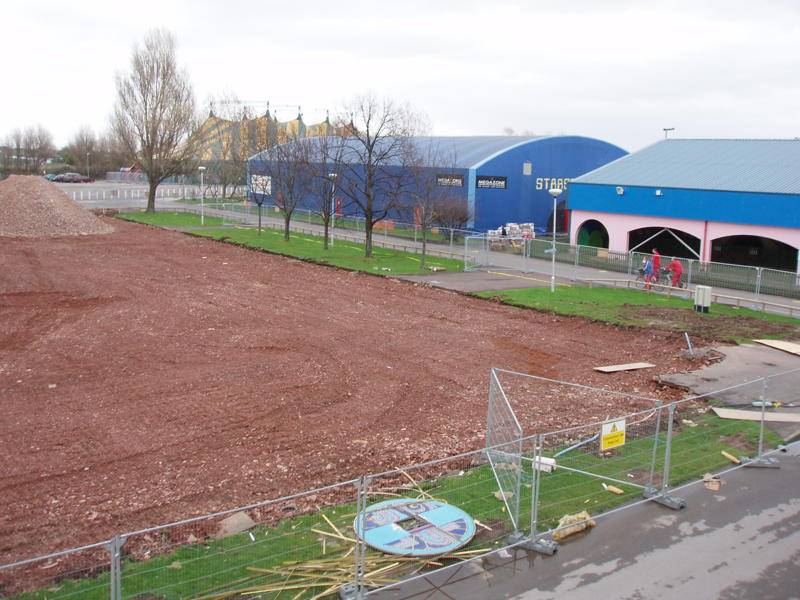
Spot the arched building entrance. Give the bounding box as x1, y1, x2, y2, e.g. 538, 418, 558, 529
628, 227, 701, 259
576, 219, 609, 248
711, 236, 798, 271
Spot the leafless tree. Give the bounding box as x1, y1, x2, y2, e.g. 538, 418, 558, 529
268, 134, 312, 241
112, 29, 198, 213
332, 93, 427, 257
433, 197, 471, 234
19, 126, 55, 174
308, 134, 347, 249
404, 142, 462, 269
202, 93, 248, 199
62, 126, 97, 176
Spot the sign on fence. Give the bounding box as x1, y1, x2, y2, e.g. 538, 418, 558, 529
601, 419, 626, 450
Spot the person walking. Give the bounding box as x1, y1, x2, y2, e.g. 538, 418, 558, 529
643, 256, 654, 290
667, 257, 683, 288
652, 248, 661, 280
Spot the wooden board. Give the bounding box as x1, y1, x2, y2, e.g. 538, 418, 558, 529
712, 406, 800, 423
753, 339, 800, 357
594, 362, 655, 373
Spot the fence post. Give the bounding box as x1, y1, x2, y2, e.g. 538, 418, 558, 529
524, 434, 558, 554
105, 534, 124, 600
573, 244, 580, 281
643, 403, 686, 510
755, 267, 762, 298
450, 228, 454, 251
687, 259, 693, 288
341, 476, 368, 600
745, 377, 780, 468
522, 239, 528, 273
627, 252, 633, 275
646, 402, 664, 491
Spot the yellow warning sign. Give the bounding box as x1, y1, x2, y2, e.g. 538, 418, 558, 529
601, 419, 626, 451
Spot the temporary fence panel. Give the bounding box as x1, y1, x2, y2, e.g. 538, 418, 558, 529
0, 542, 112, 600
117, 481, 360, 600
485, 370, 523, 531
360, 447, 522, 597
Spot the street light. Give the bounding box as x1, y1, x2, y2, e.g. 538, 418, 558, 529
198, 166, 206, 225
329, 173, 337, 247
85, 152, 90, 178
548, 187, 563, 293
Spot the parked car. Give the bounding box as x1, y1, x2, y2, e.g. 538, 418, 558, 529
43, 173, 58, 181
53, 172, 94, 183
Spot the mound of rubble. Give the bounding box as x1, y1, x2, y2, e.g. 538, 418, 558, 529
0, 175, 114, 238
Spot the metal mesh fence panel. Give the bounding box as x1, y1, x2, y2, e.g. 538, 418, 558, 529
360, 447, 520, 597
532, 405, 666, 537
0, 543, 112, 600
485, 370, 522, 530
115, 482, 359, 599
760, 267, 800, 299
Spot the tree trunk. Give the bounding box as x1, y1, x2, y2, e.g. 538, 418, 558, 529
258, 204, 262, 235
284, 212, 291, 241
364, 218, 373, 258
323, 218, 330, 250
146, 181, 157, 213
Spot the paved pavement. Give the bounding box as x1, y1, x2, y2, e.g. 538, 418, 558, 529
399, 269, 554, 292
662, 344, 800, 441
371, 443, 800, 600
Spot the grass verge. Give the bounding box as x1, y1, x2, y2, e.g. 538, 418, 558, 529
117, 212, 463, 276
476, 286, 800, 343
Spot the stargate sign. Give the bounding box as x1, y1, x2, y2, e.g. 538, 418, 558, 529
354, 499, 476, 556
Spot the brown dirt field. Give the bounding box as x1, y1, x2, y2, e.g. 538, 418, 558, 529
0, 219, 697, 566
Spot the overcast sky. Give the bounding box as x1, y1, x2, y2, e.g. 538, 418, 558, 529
4, 0, 799, 151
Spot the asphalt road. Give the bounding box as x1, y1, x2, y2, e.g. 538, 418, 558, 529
373, 443, 800, 600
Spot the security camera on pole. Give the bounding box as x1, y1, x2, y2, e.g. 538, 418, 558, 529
198, 166, 206, 225
548, 187, 563, 293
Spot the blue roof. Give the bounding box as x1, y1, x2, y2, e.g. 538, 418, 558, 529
572, 139, 800, 195
406, 136, 544, 168
251, 135, 545, 169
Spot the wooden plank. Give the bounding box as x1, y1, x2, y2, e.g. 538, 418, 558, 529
712, 406, 800, 423
753, 339, 800, 357
594, 362, 655, 373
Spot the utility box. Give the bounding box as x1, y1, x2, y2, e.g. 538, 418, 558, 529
694, 285, 711, 313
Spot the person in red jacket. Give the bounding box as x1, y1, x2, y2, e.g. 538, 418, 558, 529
652, 248, 661, 273
667, 257, 683, 287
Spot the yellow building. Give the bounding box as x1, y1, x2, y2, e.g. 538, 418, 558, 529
195, 109, 344, 162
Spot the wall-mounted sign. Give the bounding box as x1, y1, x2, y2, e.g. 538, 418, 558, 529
535, 177, 571, 191
523, 161, 533, 176
251, 174, 272, 195
436, 174, 464, 187
476, 175, 507, 190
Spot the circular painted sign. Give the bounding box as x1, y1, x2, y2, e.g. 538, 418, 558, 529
353, 499, 476, 556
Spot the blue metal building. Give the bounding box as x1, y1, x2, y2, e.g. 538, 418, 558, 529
249, 135, 626, 232
567, 139, 800, 270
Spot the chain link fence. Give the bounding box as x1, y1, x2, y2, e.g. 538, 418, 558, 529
464, 234, 800, 300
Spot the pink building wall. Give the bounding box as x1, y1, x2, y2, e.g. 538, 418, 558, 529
570, 210, 800, 264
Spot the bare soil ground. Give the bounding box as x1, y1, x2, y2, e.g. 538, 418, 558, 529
0, 219, 698, 566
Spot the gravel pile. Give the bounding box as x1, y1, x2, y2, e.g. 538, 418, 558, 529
0, 175, 114, 238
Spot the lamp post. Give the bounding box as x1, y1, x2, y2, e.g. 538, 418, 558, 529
329, 172, 337, 247
198, 166, 206, 225
85, 152, 90, 178
548, 187, 563, 293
